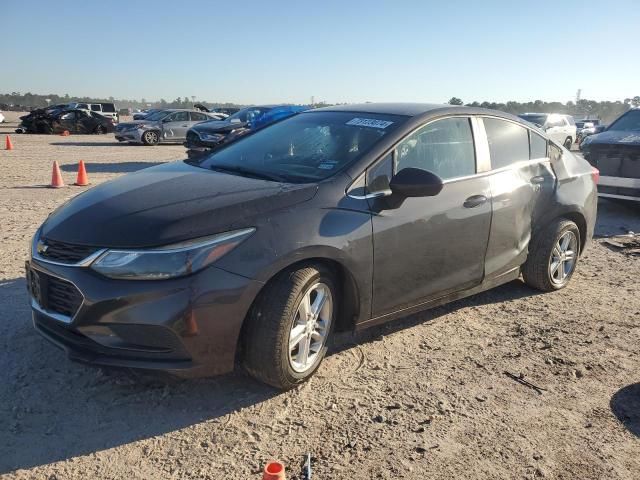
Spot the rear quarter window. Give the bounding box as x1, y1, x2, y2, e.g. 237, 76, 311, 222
101, 103, 116, 112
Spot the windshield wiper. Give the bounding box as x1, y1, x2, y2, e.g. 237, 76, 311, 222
209, 165, 288, 183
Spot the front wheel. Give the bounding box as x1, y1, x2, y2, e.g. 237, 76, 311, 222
94, 125, 107, 134
522, 219, 580, 291
141, 130, 160, 145
242, 264, 337, 389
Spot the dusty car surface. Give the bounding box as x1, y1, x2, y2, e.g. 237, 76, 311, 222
580, 108, 640, 201
114, 109, 221, 145
17, 108, 115, 134
26, 103, 597, 389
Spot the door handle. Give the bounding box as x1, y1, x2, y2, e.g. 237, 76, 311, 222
530, 175, 545, 184
463, 195, 488, 208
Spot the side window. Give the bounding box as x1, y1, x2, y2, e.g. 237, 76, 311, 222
60, 112, 76, 121
171, 111, 190, 122
395, 117, 475, 180
366, 153, 392, 193
483, 118, 529, 169
90, 104, 101, 112
190, 112, 207, 122
529, 131, 548, 159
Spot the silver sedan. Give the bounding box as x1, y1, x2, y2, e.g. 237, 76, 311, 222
114, 109, 223, 145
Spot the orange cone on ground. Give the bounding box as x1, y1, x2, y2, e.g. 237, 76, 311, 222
50, 161, 65, 188
5, 135, 13, 150
74, 160, 89, 186
262, 461, 286, 480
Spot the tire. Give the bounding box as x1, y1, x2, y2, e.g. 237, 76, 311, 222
522, 219, 580, 292
563, 137, 573, 149
94, 125, 106, 134
141, 129, 160, 146
242, 264, 337, 389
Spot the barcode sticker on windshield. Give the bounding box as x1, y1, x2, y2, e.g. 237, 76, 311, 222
346, 118, 394, 129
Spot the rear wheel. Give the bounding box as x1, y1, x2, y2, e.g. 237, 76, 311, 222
242, 264, 337, 389
94, 125, 106, 134
563, 137, 573, 149
142, 130, 159, 145
522, 219, 580, 291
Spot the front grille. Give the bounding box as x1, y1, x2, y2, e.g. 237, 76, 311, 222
46, 275, 83, 318
587, 146, 640, 179
39, 238, 98, 264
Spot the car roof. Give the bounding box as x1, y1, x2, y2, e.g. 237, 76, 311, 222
310, 102, 526, 124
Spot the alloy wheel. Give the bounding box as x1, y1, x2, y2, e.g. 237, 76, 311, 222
144, 131, 158, 144
288, 282, 333, 373
549, 231, 577, 285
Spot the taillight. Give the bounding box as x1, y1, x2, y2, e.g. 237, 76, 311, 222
591, 167, 599, 184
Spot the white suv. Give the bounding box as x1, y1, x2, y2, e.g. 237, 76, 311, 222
67, 102, 118, 123
518, 113, 577, 149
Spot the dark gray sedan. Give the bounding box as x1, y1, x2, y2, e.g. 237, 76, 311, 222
27, 103, 597, 389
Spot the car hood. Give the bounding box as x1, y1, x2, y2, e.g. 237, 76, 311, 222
191, 120, 247, 134
584, 130, 640, 147
116, 120, 159, 128
41, 161, 318, 248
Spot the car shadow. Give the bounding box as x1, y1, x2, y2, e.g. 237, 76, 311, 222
0, 277, 279, 474
59, 162, 165, 174
1, 276, 536, 474
610, 383, 640, 437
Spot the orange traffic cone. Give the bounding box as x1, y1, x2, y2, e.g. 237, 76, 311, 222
50, 161, 65, 188
74, 160, 89, 186
5, 135, 13, 150
262, 461, 285, 480
60, 130, 70, 136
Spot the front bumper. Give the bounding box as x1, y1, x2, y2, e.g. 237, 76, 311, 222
27, 258, 263, 377
114, 128, 144, 143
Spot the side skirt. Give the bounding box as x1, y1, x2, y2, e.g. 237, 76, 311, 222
355, 267, 521, 331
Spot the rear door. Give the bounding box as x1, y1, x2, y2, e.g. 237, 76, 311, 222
368, 116, 492, 316
480, 117, 556, 279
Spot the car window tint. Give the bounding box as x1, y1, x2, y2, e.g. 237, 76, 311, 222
60, 112, 76, 120
101, 104, 116, 112
395, 117, 475, 180
366, 153, 393, 193
171, 112, 189, 122
190, 112, 207, 122
90, 105, 101, 111
530, 131, 547, 159
483, 118, 529, 169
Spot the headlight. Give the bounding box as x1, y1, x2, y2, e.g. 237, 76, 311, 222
90, 228, 255, 280
200, 132, 225, 142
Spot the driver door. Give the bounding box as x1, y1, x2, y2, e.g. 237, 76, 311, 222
367, 117, 492, 317
162, 111, 190, 141
57, 111, 78, 133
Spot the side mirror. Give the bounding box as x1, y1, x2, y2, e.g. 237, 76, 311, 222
389, 168, 443, 198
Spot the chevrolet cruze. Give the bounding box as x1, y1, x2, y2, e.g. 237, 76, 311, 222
26, 103, 598, 389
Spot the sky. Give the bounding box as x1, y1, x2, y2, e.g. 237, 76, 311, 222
4, 0, 639, 105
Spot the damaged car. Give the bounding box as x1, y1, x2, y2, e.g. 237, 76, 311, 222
16, 108, 115, 134
114, 109, 221, 145
581, 108, 640, 201
185, 104, 308, 158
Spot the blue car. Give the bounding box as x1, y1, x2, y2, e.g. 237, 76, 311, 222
185, 104, 308, 158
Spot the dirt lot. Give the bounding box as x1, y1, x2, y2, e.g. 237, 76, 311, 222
1, 111, 639, 479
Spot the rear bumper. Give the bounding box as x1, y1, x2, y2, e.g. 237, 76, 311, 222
598, 176, 640, 201
27, 258, 264, 377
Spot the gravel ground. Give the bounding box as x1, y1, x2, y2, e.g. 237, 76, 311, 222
1, 112, 639, 479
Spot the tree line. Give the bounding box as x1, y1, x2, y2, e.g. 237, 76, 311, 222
447, 96, 640, 123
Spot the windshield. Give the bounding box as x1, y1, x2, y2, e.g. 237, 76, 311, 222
608, 110, 640, 131
519, 114, 547, 127
144, 110, 170, 121
228, 107, 272, 123
197, 111, 406, 183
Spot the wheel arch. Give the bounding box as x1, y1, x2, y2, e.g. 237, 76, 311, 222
560, 211, 587, 254
235, 256, 362, 362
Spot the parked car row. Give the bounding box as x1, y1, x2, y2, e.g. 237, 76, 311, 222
27, 102, 599, 389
